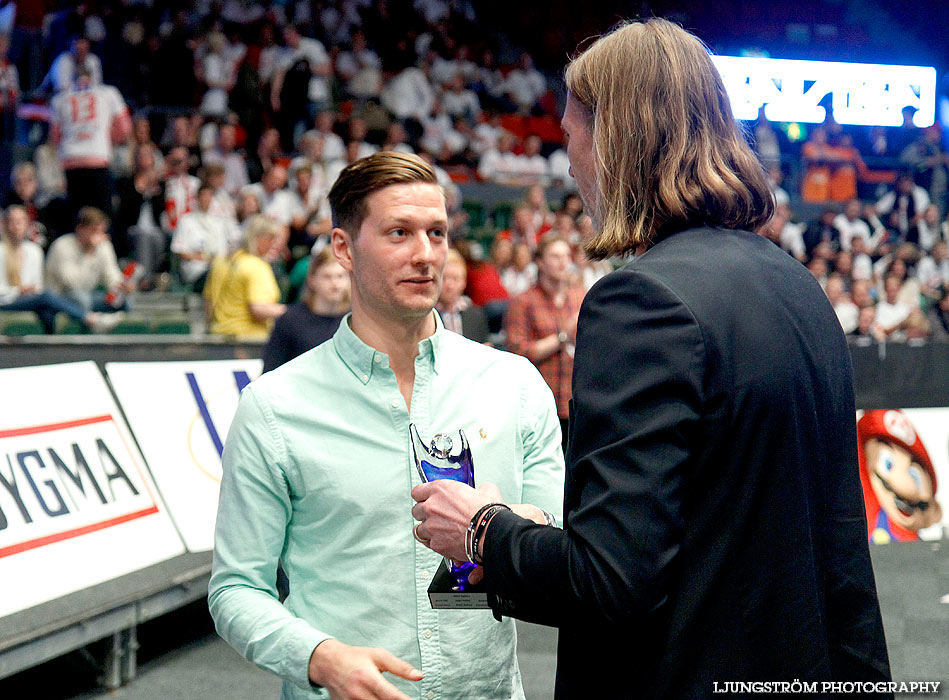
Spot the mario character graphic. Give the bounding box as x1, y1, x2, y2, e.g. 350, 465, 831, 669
857, 409, 942, 543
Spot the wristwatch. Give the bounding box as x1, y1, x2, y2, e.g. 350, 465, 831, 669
557, 330, 568, 344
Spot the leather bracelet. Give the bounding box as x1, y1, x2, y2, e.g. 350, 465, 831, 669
465, 502, 499, 564
466, 503, 511, 565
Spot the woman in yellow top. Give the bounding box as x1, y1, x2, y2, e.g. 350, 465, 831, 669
204, 215, 286, 338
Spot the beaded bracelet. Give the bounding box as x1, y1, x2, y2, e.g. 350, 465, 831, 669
465, 503, 511, 565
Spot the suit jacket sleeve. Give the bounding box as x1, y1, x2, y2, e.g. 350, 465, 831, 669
483, 268, 704, 627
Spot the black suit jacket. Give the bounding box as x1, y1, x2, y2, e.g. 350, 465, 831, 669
483, 227, 891, 699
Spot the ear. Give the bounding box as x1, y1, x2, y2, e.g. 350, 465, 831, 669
332, 227, 354, 273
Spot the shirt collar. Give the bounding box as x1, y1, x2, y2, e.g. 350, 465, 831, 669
333, 311, 445, 385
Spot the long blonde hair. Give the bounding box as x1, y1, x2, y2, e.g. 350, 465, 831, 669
565, 18, 774, 258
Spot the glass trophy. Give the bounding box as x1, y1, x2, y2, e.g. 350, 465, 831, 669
409, 423, 477, 591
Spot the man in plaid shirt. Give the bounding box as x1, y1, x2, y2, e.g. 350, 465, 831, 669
504, 235, 584, 451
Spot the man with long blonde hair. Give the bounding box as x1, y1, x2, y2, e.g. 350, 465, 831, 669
413, 18, 891, 699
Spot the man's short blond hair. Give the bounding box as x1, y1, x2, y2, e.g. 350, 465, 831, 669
328, 151, 441, 237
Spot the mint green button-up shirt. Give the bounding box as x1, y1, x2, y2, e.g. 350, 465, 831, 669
209, 313, 565, 700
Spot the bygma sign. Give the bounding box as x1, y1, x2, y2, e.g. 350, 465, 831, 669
0, 415, 158, 557
711, 55, 937, 127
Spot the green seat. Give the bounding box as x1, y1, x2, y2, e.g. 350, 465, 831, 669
1, 317, 45, 336
151, 319, 192, 334
57, 317, 88, 334
461, 201, 486, 228
110, 319, 152, 334
491, 202, 515, 230
471, 226, 498, 248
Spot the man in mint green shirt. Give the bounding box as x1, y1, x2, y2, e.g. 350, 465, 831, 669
209, 152, 564, 700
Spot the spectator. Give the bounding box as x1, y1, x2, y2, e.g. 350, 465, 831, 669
850, 304, 885, 342
202, 123, 250, 197
766, 165, 789, 208
162, 145, 201, 235
0, 205, 114, 333
888, 105, 920, 157
255, 21, 283, 86
801, 126, 835, 202
470, 110, 503, 156
500, 52, 547, 114
246, 126, 284, 184
500, 205, 546, 251
345, 116, 378, 160
286, 161, 332, 249
477, 130, 522, 184
0, 32, 18, 195
441, 74, 480, 122
435, 248, 488, 343
243, 163, 297, 227
517, 136, 550, 186
833, 199, 872, 252
381, 122, 414, 153
197, 32, 235, 119
457, 237, 508, 333
550, 212, 580, 246
762, 203, 806, 261
851, 235, 874, 281
928, 287, 949, 339
270, 25, 332, 148
32, 136, 67, 210
261, 246, 348, 372
41, 35, 102, 94
500, 241, 536, 296
875, 273, 912, 339
851, 278, 876, 310
50, 67, 131, 222
833, 250, 855, 288
573, 242, 613, 292
310, 110, 346, 162
113, 143, 165, 275
171, 183, 239, 291
802, 207, 840, 257
749, 106, 782, 170
380, 63, 435, 124
112, 115, 164, 180
877, 255, 921, 309
900, 125, 947, 216
419, 98, 466, 157
202, 162, 238, 221
523, 183, 555, 230
334, 29, 382, 102
472, 47, 505, 110
875, 172, 930, 243
504, 235, 582, 451
160, 115, 202, 169
4, 163, 50, 246
45, 207, 129, 315
204, 214, 286, 338
825, 272, 858, 334
913, 204, 943, 252
918, 241, 949, 299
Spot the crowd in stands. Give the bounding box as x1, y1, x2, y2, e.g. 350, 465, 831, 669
755, 106, 949, 341
0, 1, 947, 350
